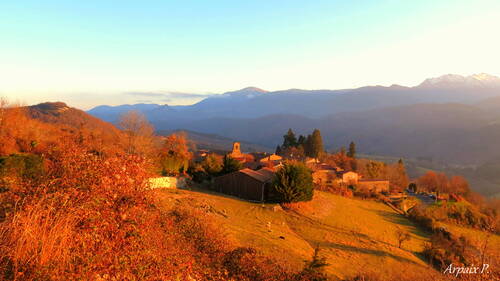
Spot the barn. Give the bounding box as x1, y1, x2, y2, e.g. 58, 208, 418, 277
213, 168, 275, 202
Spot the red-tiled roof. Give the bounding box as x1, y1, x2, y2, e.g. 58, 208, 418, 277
358, 179, 389, 182
240, 168, 275, 182
311, 163, 337, 171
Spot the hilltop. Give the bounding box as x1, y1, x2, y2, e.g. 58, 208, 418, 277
26, 102, 122, 133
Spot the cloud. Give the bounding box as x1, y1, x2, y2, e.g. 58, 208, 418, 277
134, 99, 166, 103
125, 91, 214, 99
126, 92, 166, 98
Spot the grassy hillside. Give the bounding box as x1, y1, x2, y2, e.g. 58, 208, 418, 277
157, 189, 444, 280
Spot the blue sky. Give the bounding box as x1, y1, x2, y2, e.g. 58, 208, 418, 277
1, 0, 500, 109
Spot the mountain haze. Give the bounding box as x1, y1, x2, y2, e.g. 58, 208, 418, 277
88, 73, 500, 122
87, 73, 500, 196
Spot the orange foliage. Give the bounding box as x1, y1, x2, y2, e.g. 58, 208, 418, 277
417, 171, 471, 196
0, 101, 130, 158
0, 137, 309, 280
324, 151, 354, 171
0, 105, 59, 155
161, 133, 192, 159
118, 110, 156, 157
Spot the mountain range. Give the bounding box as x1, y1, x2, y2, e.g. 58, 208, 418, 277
89, 73, 500, 122
87, 73, 500, 162
85, 73, 500, 196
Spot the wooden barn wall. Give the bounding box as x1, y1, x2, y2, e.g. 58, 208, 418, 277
214, 173, 265, 202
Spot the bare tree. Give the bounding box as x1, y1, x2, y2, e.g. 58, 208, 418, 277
396, 228, 411, 249
118, 110, 155, 156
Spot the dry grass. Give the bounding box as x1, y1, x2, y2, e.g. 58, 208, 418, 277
159, 188, 500, 280
281, 201, 315, 214
157, 189, 446, 280
0, 198, 77, 271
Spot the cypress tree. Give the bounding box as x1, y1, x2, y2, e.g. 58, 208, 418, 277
310, 129, 324, 159
275, 145, 282, 155
282, 128, 298, 148
221, 155, 242, 175
297, 135, 306, 146
347, 141, 356, 158
305, 134, 313, 157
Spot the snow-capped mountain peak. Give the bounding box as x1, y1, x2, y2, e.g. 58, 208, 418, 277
418, 73, 500, 88
471, 73, 498, 81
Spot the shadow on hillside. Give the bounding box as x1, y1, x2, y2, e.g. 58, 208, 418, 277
314, 241, 427, 268
284, 209, 413, 255
372, 209, 430, 238
184, 185, 262, 203
285, 208, 373, 242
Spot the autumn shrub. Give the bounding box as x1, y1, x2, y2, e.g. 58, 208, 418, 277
201, 153, 223, 176
2, 145, 159, 278
353, 188, 377, 200
315, 183, 353, 198
0, 154, 45, 221
294, 247, 328, 281
187, 162, 210, 183
422, 229, 474, 271
408, 202, 493, 231
221, 154, 242, 175
0, 142, 219, 280
221, 247, 295, 280
407, 204, 439, 231
0, 154, 44, 183
0, 141, 311, 280
281, 201, 314, 214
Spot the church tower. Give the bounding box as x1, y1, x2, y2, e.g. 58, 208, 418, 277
231, 142, 242, 158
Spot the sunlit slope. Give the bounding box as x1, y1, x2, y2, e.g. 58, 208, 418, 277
156, 189, 439, 279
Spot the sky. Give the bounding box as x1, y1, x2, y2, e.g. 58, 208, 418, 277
1, 0, 500, 109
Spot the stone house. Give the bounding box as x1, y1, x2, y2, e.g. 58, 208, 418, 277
310, 163, 389, 193
337, 171, 359, 186
311, 163, 359, 187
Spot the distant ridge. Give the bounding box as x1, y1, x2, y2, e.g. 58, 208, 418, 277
88, 73, 500, 122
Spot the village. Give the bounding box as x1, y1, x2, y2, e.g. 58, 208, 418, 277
148, 127, 470, 217
205, 141, 390, 202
